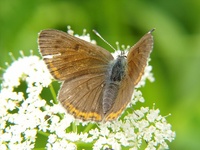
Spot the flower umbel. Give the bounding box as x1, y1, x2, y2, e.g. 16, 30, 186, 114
0, 27, 175, 150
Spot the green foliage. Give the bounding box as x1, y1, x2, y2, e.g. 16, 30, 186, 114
1, 0, 200, 149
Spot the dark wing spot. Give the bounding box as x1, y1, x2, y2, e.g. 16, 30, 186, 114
74, 44, 80, 51
54, 40, 62, 48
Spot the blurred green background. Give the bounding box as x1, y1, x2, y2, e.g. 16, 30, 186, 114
1, 0, 200, 149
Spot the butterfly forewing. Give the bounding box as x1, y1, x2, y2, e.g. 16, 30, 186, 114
38, 30, 113, 81
127, 30, 154, 85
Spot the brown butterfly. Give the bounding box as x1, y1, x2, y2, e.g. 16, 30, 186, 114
38, 29, 154, 122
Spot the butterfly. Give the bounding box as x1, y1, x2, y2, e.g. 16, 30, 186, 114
38, 28, 154, 122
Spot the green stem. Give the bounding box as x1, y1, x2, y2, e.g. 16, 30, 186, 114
37, 130, 50, 137
83, 123, 95, 133
72, 122, 77, 133
49, 83, 57, 104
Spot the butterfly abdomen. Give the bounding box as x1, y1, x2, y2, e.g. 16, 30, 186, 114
103, 56, 127, 114
103, 82, 119, 114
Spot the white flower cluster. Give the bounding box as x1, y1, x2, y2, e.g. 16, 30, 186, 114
91, 106, 175, 150
0, 28, 175, 150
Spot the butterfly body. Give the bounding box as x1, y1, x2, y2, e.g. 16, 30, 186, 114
103, 56, 127, 115
38, 29, 154, 122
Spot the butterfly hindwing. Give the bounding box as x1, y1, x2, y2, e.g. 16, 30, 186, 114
58, 73, 106, 121
104, 75, 134, 121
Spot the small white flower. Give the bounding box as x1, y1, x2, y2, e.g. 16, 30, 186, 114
24, 129, 37, 142
147, 108, 160, 122
48, 134, 57, 144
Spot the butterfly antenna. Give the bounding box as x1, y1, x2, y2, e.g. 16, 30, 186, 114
149, 28, 156, 34
93, 30, 116, 52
